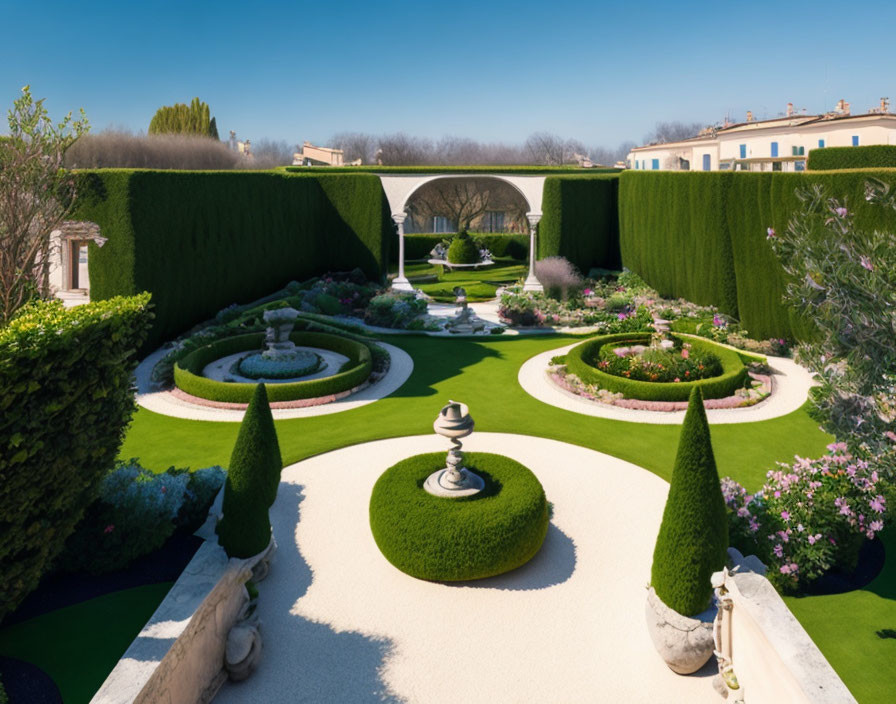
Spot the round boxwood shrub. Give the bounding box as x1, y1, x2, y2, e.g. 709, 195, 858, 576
651, 389, 728, 616
446, 230, 481, 264
565, 332, 756, 402
369, 452, 549, 581
173, 331, 373, 403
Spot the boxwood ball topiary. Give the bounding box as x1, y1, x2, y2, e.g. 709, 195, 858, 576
369, 452, 549, 581
446, 230, 481, 264
650, 388, 728, 616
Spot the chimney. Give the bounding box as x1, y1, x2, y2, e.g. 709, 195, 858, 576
835, 99, 848, 114
882, 97, 890, 113
746, 110, 753, 122
786, 102, 794, 117
844, 101, 851, 115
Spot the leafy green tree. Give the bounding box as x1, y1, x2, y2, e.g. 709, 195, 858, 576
651, 388, 728, 616
148, 97, 218, 139
217, 383, 282, 558
0, 86, 89, 323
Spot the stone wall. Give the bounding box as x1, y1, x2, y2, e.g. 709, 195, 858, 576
714, 550, 857, 703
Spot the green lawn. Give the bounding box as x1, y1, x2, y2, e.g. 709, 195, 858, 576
0, 583, 172, 704
9, 332, 889, 702
401, 258, 528, 301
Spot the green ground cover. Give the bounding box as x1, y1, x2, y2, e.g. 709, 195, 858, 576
402, 259, 528, 302
7, 332, 888, 702
0, 583, 172, 704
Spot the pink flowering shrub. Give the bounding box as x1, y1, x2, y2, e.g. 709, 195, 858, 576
722, 442, 886, 593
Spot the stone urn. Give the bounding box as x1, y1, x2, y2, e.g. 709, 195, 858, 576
645, 586, 716, 674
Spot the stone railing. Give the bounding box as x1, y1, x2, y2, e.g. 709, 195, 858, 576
711, 549, 857, 703
90, 498, 272, 704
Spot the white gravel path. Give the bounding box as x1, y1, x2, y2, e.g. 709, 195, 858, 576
518, 341, 816, 425
214, 433, 718, 704
133, 342, 413, 422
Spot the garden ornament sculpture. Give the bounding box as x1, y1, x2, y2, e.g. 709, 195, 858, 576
424, 400, 485, 497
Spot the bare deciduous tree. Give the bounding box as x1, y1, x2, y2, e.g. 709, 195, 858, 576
375, 133, 435, 165
65, 129, 240, 169
0, 86, 89, 323
643, 121, 705, 144
329, 131, 376, 164
251, 138, 293, 168
408, 178, 528, 232
524, 132, 587, 166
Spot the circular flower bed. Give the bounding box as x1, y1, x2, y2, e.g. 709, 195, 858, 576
237, 349, 322, 380
565, 333, 754, 402
369, 452, 549, 581
173, 331, 374, 404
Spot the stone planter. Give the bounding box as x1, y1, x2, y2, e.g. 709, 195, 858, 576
645, 586, 716, 674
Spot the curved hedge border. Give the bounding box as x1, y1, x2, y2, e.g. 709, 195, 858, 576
565, 333, 753, 402
174, 331, 372, 403
369, 452, 549, 581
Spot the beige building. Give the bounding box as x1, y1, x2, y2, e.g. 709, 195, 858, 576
628, 99, 896, 172
292, 141, 346, 166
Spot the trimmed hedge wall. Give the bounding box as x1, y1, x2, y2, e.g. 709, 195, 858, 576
565, 332, 751, 402
539, 174, 621, 274
0, 294, 153, 622
174, 331, 372, 403
401, 233, 529, 261
369, 452, 549, 581
619, 170, 896, 339
808, 145, 896, 171
73, 170, 392, 351
284, 165, 620, 174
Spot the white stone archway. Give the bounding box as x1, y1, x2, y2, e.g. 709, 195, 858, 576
378, 174, 545, 292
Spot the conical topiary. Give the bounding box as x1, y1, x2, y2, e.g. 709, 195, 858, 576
650, 387, 728, 616
216, 383, 282, 558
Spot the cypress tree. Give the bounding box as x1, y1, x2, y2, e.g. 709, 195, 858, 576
650, 388, 728, 616
216, 383, 283, 558
148, 98, 217, 138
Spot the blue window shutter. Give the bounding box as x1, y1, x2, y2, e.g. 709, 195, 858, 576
852, 135, 859, 146
652, 158, 659, 170
771, 142, 778, 157
739, 144, 746, 159
818, 139, 825, 148
702, 154, 711, 170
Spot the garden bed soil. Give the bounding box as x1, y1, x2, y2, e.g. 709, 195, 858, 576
801, 538, 885, 596
3, 531, 202, 627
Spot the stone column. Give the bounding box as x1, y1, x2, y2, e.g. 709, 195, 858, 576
391, 212, 413, 292
523, 211, 543, 292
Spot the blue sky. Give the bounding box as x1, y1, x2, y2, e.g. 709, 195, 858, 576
1, 0, 894, 150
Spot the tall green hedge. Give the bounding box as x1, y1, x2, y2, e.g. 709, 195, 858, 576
538, 175, 621, 273
808, 145, 896, 171
73, 170, 392, 350
0, 294, 153, 622
619, 170, 896, 339
651, 388, 728, 616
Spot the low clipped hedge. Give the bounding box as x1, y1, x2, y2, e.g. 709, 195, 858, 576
174, 331, 372, 403
565, 333, 756, 402
808, 145, 896, 171
369, 452, 549, 581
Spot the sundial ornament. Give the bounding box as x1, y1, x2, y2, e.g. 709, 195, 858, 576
424, 400, 485, 497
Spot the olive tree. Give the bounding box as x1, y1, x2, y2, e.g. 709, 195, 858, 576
0, 86, 89, 324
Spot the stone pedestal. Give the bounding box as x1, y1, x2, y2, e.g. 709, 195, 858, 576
645, 586, 716, 675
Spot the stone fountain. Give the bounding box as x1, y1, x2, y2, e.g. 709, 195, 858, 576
237, 307, 322, 380
423, 400, 485, 497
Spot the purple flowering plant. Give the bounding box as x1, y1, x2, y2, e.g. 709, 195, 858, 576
722, 442, 885, 593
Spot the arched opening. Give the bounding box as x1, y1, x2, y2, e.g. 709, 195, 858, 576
48, 220, 106, 297
404, 176, 530, 235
